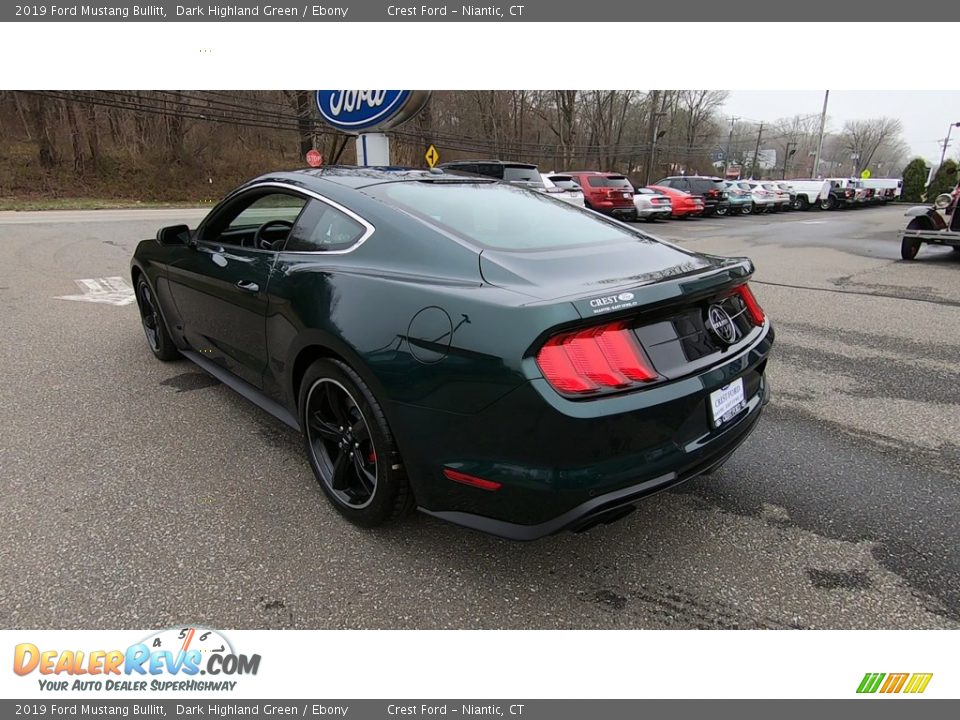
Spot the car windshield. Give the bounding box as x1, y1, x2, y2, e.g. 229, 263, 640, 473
370, 181, 645, 251
586, 176, 632, 189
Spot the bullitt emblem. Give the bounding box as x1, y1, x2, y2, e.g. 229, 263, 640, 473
707, 304, 738, 345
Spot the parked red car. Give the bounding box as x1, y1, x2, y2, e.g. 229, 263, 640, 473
564, 171, 638, 221
648, 185, 705, 218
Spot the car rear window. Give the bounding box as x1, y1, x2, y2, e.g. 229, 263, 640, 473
586, 175, 632, 189
547, 175, 581, 191
502, 165, 540, 183
690, 179, 725, 191
370, 181, 645, 251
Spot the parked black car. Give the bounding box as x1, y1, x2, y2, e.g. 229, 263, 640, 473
132, 167, 773, 540
654, 176, 730, 216
438, 160, 544, 190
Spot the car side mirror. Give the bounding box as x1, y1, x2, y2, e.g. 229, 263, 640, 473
156, 224, 191, 246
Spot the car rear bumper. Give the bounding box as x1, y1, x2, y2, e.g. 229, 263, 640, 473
392, 323, 774, 539
421, 376, 769, 540
636, 207, 672, 218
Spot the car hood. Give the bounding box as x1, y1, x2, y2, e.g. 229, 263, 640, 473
478, 238, 718, 303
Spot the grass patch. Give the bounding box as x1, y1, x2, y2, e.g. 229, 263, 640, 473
0, 197, 214, 211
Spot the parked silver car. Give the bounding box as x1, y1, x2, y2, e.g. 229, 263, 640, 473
632, 186, 673, 222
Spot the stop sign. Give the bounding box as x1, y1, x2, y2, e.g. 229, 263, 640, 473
305, 149, 323, 167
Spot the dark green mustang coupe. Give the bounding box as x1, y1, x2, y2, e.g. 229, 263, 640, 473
132, 167, 773, 540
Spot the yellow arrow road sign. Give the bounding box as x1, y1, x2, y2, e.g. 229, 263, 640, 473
425, 144, 440, 168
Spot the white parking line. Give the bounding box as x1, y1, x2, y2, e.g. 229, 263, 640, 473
55, 277, 136, 306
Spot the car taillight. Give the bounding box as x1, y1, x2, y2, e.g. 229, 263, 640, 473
736, 284, 765, 326
844, 190, 852, 197
536, 321, 658, 396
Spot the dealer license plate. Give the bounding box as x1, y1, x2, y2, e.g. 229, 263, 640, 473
709, 378, 746, 427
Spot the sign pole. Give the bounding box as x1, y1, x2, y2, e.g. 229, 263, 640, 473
356, 133, 390, 166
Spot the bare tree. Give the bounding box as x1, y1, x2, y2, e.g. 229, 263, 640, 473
840, 117, 904, 175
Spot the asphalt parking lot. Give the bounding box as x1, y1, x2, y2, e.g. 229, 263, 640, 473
1, 205, 958, 630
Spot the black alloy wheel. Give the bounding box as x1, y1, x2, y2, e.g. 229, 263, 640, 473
136, 277, 178, 360
299, 359, 412, 526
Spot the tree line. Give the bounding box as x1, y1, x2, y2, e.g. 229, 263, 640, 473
0, 90, 925, 202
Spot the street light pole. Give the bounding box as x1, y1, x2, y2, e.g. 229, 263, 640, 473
938, 121, 960, 169
812, 90, 829, 178
782, 142, 796, 180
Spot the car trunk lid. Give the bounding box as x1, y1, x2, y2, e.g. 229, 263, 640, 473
479, 238, 749, 312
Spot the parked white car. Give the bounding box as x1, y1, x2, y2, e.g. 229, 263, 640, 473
861, 178, 902, 203
632, 186, 673, 221
541, 173, 585, 207
739, 181, 778, 213
761, 182, 792, 211
783, 179, 831, 210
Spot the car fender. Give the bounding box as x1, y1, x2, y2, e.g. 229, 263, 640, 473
903, 207, 947, 229
283, 328, 387, 415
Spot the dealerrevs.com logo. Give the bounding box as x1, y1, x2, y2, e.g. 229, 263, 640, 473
13, 627, 261, 692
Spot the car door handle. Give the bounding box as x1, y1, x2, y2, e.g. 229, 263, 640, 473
236, 280, 259, 293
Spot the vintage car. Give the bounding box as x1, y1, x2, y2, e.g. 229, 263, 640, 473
900, 185, 960, 260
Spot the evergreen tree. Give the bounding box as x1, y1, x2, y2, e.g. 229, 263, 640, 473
900, 157, 928, 202
925, 159, 958, 202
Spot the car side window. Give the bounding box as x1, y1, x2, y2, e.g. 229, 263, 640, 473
285, 199, 368, 252
202, 191, 307, 248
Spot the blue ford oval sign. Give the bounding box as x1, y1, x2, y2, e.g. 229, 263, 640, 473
315, 90, 431, 133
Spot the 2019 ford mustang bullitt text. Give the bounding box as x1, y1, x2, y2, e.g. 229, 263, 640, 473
131, 168, 774, 540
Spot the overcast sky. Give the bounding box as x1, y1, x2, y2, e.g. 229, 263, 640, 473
723, 91, 960, 163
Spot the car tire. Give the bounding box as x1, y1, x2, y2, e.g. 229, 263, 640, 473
299, 358, 413, 527
135, 276, 179, 361
901, 237, 921, 260
794, 196, 809, 211
820, 196, 836, 211
716, 205, 728, 217
741, 204, 752, 215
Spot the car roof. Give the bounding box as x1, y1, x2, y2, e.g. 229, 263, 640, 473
238, 167, 495, 191
439, 159, 538, 168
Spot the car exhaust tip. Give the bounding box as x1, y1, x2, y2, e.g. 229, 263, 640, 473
570, 504, 637, 533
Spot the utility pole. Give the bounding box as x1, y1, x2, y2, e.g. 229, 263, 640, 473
938, 121, 960, 169
642, 90, 660, 186
812, 90, 829, 178
724, 116, 739, 177
644, 93, 669, 186
751, 122, 764, 179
